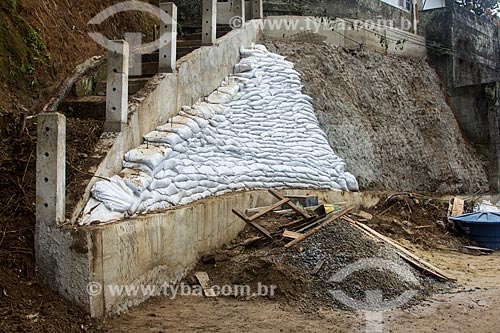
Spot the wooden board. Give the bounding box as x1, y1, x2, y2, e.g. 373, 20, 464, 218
269, 189, 310, 218
195, 272, 216, 297
232, 209, 273, 240
343, 216, 454, 281
247, 198, 290, 221
282, 230, 304, 240
279, 216, 318, 231
352, 211, 373, 220
447, 197, 464, 219
284, 206, 354, 248
311, 259, 326, 275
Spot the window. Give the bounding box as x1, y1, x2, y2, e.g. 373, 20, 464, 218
406, 0, 412, 10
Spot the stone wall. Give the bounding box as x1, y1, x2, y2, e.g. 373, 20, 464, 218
420, 0, 499, 88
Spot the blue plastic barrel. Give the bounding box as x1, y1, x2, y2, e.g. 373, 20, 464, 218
449, 212, 500, 250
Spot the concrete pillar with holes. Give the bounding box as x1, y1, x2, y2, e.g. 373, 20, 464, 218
159, 2, 177, 73
251, 0, 263, 19
105, 40, 129, 132
233, 0, 246, 23
202, 0, 217, 46
36, 112, 66, 227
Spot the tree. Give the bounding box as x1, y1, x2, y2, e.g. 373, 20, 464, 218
473, 0, 499, 13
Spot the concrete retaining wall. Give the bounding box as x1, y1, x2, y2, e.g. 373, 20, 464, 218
262, 16, 426, 58
40, 20, 262, 316
82, 189, 382, 316
69, 21, 261, 222
39, 14, 424, 317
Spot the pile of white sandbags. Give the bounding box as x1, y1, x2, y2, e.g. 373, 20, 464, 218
80, 44, 358, 225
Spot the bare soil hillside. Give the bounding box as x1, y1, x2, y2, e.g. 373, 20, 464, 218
0, 1, 157, 331
265, 40, 489, 194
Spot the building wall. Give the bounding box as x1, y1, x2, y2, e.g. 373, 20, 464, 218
264, 0, 414, 29
420, 0, 500, 191
176, 1, 414, 29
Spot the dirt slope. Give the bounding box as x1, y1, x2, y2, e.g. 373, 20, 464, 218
0, 1, 156, 331
266, 41, 489, 194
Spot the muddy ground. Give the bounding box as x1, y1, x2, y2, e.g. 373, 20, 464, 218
99, 194, 500, 332
1, 193, 498, 332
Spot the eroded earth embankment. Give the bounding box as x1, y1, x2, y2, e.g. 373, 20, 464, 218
267, 41, 488, 193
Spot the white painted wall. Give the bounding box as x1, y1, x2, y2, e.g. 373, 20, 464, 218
422, 0, 446, 10
380, 0, 412, 11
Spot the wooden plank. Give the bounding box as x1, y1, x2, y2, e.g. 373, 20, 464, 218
284, 206, 354, 248
282, 230, 303, 240
247, 198, 290, 221
343, 216, 455, 281
352, 211, 373, 220
311, 259, 326, 275
194, 272, 216, 297
269, 189, 310, 218
461, 247, 482, 256
279, 216, 318, 231
463, 245, 494, 253
448, 197, 465, 217
232, 209, 273, 240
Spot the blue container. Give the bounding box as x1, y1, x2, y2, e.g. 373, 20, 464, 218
449, 212, 500, 250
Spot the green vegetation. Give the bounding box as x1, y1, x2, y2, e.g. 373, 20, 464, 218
0, 0, 51, 88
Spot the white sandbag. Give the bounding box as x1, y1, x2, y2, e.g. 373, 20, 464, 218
144, 131, 183, 146
122, 161, 154, 175
207, 90, 232, 104
119, 168, 153, 194
150, 178, 172, 190
124, 145, 171, 170
91, 176, 137, 212
79, 198, 125, 225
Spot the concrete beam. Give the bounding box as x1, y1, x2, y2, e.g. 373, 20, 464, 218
202, 0, 217, 46
105, 40, 129, 132
159, 2, 177, 73
36, 112, 66, 226
251, 0, 263, 19
233, 0, 246, 22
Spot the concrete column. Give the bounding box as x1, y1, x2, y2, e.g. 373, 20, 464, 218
202, 0, 217, 46
159, 2, 177, 73
125, 32, 143, 76
36, 112, 66, 226
233, 0, 245, 22
105, 40, 129, 132
251, 0, 263, 19
487, 83, 500, 192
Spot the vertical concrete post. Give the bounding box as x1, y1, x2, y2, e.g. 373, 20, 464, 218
105, 40, 129, 132
36, 112, 66, 227
159, 2, 177, 73
251, 0, 263, 19
202, 0, 217, 46
125, 32, 143, 76
233, 0, 246, 23
487, 82, 500, 192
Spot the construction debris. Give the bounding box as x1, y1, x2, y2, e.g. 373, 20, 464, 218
232, 190, 355, 248
461, 246, 494, 256
352, 210, 373, 220
342, 216, 455, 281
284, 207, 354, 248
194, 271, 216, 297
